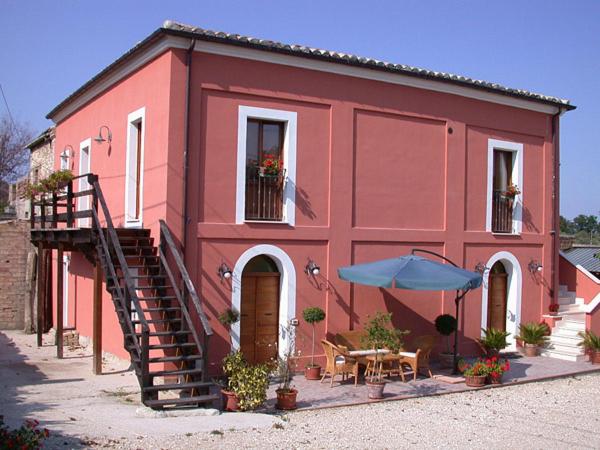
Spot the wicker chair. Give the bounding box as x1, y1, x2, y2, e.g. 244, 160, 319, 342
320, 339, 360, 387
397, 335, 436, 380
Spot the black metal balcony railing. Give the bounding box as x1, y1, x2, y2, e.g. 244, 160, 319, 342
245, 172, 285, 221
492, 190, 514, 233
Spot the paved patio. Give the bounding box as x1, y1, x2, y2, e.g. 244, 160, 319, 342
265, 354, 600, 411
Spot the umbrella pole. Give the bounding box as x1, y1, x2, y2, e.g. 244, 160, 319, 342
453, 295, 460, 375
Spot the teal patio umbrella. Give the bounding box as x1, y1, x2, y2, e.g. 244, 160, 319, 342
338, 249, 483, 373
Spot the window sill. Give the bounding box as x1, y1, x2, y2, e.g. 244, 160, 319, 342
491, 231, 521, 236
244, 220, 293, 226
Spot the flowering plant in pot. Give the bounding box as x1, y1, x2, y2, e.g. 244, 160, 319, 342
548, 303, 560, 316
260, 157, 281, 176
462, 359, 489, 387
434, 314, 457, 368
517, 322, 549, 356
478, 327, 510, 357
361, 312, 405, 399
302, 306, 326, 380
504, 184, 521, 199
221, 351, 270, 412
275, 323, 300, 410
484, 356, 510, 384
578, 330, 600, 364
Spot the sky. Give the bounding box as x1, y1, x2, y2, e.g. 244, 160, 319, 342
1, 0, 599, 218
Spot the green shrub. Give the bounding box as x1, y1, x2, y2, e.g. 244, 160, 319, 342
302, 307, 326, 367
479, 328, 510, 352
435, 314, 457, 353
578, 330, 600, 351
218, 308, 240, 326
221, 351, 269, 411
518, 322, 549, 346
0, 417, 49, 450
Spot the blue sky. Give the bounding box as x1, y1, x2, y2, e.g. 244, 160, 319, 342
1, 0, 598, 218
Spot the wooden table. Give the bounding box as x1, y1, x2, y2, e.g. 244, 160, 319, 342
365, 352, 406, 382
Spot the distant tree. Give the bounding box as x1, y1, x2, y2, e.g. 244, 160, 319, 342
0, 115, 33, 184
560, 215, 576, 235
572, 214, 599, 234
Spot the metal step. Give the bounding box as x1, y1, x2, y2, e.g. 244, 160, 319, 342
127, 330, 192, 337
148, 342, 196, 350
143, 394, 219, 409
143, 381, 213, 392
143, 307, 182, 313
148, 354, 203, 363
132, 318, 182, 324
148, 367, 204, 378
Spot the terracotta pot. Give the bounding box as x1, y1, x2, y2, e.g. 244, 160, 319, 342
488, 373, 503, 385
366, 380, 386, 399
304, 365, 321, 380
524, 344, 539, 357
591, 351, 600, 364
222, 390, 239, 412
276, 388, 298, 410
465, 375, 487, 387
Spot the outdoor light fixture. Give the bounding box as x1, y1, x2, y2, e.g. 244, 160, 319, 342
61, 144, 75, 157
93, 125, 112, 144
474, 262, 489, 274
528, 260, 543, 274
218, 263, 232, 280
305, 260, 320, 276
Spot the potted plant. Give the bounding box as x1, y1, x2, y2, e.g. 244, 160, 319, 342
434, 314, 457, 368
485, 356, 510, 384
218, 307, 240, 348
276, 323, 299, 410
261, 157, 280, 176
578, 330, 600, 364
462, 359, 489, 387
221, 350, 270, 412
361, 312, 404, 399
302, 306, 326, 380
504, 184, 521, 199
548, 303, 560, 316
478, 327, 510, 357
517, 322, 549, 356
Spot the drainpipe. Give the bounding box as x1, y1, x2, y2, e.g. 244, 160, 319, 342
182, 38, 196, 252
550, 108, 562, 304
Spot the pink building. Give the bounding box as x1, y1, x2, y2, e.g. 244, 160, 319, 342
35, 21, 584, 407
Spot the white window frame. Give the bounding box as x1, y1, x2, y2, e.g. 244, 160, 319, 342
486, 138, 523, 235
78, 138, 92, 227
236, 106, 297, 225
124, 107, 146, 228
60, 149, 70, 171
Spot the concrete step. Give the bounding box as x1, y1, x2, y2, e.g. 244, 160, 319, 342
556, 318, 586, 329
558, 293, 576, 305
549, 334, 583, 347
546, 342, 586, 355
540, 348, 588, 362
558, 304, 583, 313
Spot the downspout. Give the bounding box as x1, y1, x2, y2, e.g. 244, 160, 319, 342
550, 108, 562, 304
182, 38, 196, 251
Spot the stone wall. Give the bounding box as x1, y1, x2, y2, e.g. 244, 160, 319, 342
0, 220, 31, 329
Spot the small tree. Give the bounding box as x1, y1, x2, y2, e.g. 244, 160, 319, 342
302, 306, 326, 368
361, 312, 408, 382
0, 115, 33, 185
434, 314, 457, 354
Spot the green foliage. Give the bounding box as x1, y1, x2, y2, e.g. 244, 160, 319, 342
479, 328, 510, 352
435, 314, 457, 353
560, 214, 600, 244
578, 330, 600, 351
0, 417, 49, 450
302, 307, 325, 324
518, 322, 549, 346
361, 312, 408, 353
222, 351, 270, 411
302, 307, 325, 367
218, 308, 240, 326
23, 169, 74, 199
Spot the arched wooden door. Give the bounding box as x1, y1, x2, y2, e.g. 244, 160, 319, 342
487, 261, 508, 330
240, 255, 280, 364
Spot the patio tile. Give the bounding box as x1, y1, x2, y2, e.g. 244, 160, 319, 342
265, 356, 600, 411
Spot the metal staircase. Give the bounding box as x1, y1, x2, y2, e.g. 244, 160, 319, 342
30, 174, 217, 409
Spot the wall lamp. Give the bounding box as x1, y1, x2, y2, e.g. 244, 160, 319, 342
218, 263, 232, 280
474, 262, 490, 274
93, 125, 112, 144
528, 260, 543, 274
305, 260, 320, 276
61, 145, 75, 157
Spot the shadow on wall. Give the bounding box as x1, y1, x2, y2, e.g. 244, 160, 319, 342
522, 205, 540, 233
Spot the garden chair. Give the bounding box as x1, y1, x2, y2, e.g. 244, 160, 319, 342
320, 339, 360, 387
397, 335, 436, 380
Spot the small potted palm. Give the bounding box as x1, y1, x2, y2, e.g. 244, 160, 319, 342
302, 307, 326, 380
361, 312, 404, 399
578, 330, 600, 364
517, 322, 549, 356
478, 327, 510, 357
434, 314, 457, 368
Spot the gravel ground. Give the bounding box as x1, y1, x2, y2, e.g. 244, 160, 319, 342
47, 373, 600, 450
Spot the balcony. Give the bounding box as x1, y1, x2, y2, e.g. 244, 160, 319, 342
245, 172, 285, 221
492, 190, 514, 233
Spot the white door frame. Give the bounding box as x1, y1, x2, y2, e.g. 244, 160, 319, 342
230, 244, 296, 358
124, 107, 145, 228
62, 254, 70, 328
480, 251, 523, 350
78, 138, 92, 227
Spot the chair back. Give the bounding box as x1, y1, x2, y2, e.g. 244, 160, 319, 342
335, 330, 365, 351
413, 335, 436, 363
321, 339, 337, 364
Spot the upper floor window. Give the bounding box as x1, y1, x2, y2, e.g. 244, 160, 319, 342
236, 106, 297, 225
486, 139, 523, 234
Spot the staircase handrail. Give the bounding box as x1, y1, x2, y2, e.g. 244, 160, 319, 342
159, 220, 213, 337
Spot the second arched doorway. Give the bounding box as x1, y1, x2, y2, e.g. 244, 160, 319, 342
240, 255, 280, 364
487, 261, 508, 330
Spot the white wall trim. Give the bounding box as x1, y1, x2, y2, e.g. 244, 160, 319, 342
62, 254, 70, 327
77, 138, 92, 227
559, 252, 600, 313
485, 139, 524, 234
480, 251, 523, 350
49, 35, 561, 125
124, 107, 146, 228
236, 106, 297, 225
230, 244, 297, 358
